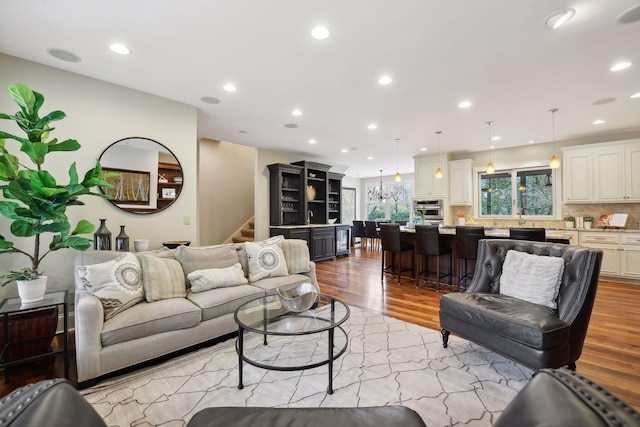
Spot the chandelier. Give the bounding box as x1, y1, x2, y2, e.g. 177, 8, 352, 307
368, 169, 389, 202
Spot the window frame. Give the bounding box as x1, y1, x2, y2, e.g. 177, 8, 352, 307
365, 178, 413, 221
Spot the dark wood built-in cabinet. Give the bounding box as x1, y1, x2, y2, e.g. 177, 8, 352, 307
268, 163, 304, 226
157, 162, 182, 210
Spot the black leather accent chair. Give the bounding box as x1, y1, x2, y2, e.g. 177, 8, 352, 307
352, 220, 366, 247
380, 223, 414, 284
364, 220, 380, 250
440, 239, 603, 370
509, 227, 546, 241
454, 226, 485, 288
414, 225, 452, 291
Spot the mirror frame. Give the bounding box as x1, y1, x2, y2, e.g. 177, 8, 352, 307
98, 137, 184, 214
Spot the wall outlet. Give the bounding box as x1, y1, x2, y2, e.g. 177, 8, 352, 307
184, 215, 191, 225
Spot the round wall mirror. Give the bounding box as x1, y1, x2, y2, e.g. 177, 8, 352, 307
98, 137, 183, 214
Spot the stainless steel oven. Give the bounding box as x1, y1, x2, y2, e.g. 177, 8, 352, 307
413, 199, 444, 224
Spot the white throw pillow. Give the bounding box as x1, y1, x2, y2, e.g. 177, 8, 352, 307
245, 237, 289, 282
499, 250, 565, 309
187, 263, 248, 292
76, 252, 144, 320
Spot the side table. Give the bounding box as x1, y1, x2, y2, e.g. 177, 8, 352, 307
0, 290, 69, 383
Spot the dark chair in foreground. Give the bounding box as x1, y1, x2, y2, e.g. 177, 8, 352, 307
414, 225, 452, 291
440, 239, 603, 370
364, 220, 380, 250
379, 223, 414, 284
509, 227, 546, 242
394, 220, 408, 225
454, 226, 485, 288
352, 220, 366, 247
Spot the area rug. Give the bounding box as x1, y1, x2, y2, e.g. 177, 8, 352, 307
81, 306, 533, 427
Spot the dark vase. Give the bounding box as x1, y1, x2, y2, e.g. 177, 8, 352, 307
115, 225, 129, 252
94, 219, 111, 250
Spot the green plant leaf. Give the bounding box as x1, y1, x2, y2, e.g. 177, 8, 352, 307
0, 235, 15, 249
0, 146, 19, 181
10, 219, 35, 237
4, 179, 37, 208
49, 235, 92, 251
0, 131, 31, 145
48, 138, 80, 152
33, 90, 44, 116
0, 201, 20, 219
8, 83, 36, 116
71, 219, 94, 235
20, 141, 48, 165
35, 110, 66, 128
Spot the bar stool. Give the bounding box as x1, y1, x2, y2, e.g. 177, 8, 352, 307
414, 225, 452, 291
509, 227, 546, 242
352, 220, 366, 247
379, 223, 414, 284
365, 221, 380, 250
455, 226, 485, 289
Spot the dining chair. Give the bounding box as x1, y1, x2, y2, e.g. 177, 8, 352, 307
509, 227, 546, 242
364, 221, 380, 250
414, 225, 452, 291
379, 223, 414, 284
352, 220, 366, 247
455, 226, 485, 290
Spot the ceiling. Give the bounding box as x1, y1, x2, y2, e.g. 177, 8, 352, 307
1, 0, 639, 178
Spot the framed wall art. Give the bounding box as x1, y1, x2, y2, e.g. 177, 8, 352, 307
101, 167, 151, 204
161, 187, 176, 199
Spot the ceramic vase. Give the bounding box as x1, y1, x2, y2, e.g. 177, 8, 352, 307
17, 276, 47, 304
584, 222, 592, 230
115, 225, 130, 252
306, 185, 316, 201
565, 221, 575, 229
94, 219, 112, 250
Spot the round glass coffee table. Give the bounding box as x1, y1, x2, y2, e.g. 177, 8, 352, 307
234, 294, 349, 394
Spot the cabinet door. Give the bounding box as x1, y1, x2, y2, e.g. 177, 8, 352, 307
593, 147, 625, 202
563, 149, 592, 202
414, 160, 429, 198
429, 157, 447, 197
625, 145, 640, 201
580, 243, 618, 275
620, 246, 640, 278
414, 155, 448, 198
449, 160, 472, 206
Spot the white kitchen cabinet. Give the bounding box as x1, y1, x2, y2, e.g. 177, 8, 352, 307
579, 231, 640, 281
414, 154, 448, 198
619, 233, 640, 279
449, 159, 473, 206
562, 148, 592, 203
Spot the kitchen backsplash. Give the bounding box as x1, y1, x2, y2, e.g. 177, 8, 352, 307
449, 203, 640, 230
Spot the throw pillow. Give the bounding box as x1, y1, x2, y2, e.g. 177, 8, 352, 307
76, 252, 144, 320
281, 239, 311, 274
245, 237, 289, 282
139, 254, 186, 302
175, 244, 239, 286
499, 250, 565, 309
187, 263, 248, 292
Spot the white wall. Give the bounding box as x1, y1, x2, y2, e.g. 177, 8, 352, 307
0, 54, 198, 299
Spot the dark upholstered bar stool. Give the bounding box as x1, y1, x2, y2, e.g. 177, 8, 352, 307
379, 223, 414, 284
352, 220, 366, 247
455, 226, 485, 289
394, 220, 408, 225
414, 225, 452, 291
509, 227, 546, 242
365, 220, 380, 250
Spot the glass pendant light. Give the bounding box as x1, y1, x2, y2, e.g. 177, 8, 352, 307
486, 121, 495, 174
434, 131, 443, 179
549, 108, 560, 169
394, 138, 402, 182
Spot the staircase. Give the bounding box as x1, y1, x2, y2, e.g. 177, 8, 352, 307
232, 220, 254, 243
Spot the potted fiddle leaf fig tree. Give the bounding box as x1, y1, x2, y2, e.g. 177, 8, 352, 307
0, 83, 113, 302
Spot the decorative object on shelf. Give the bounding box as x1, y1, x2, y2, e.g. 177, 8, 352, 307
0, 83, 113, 300
368, 170, 389, 201
563, 215, 575, 229
115, 226, 130, 252
94, 219, 112, 250
306, 185, 316, 201
161, 187, 176, 199
486, 122, 496, 174
133, 239, 150, 252
328, 218, 337, 224
549, 108, 561, 169
394, 138, 402, 182
172, 176, 182, 183
435, 132, 444, 179
583, 215, 594, 229
158, 173, 168, 183
277, 282, 318, 312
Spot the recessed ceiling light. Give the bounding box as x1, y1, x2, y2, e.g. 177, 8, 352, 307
616, 4, 640, 24
592, 97, 616, 105
239, 130, 247, 133
492, 136, 501, 141
546, 8, 575, 29
292, 109, 302, 116
378, 75, 392, 85
367, 123, 378, 129
631, 92, 640, 99
47, 48, 81, 63
201, 96, 220, 104
341, 149, 349, 153
308, 139, 316, 144
284, 123, 298, 128
109, 43, 130, 55
489, 145, 496, 149
223, 83, 237, 92
528, 140, 535, 144
610, 61, 631, 71
420, 147, 428, 151
311, 26, 330, 40
592, 119, 605, 125
458, 100, 472, 108
367, 156, 373, 160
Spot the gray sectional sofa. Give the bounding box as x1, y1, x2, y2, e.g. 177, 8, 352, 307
74, 237, 318, 387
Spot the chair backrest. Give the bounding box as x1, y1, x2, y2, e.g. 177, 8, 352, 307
352, 220, 366, 238
455, 226, 485, 259
509, 227, 546, 242
415, 224, 441, 256
379, 223, 402, 252
394, 220, 408, 225
365, 221, 379, 238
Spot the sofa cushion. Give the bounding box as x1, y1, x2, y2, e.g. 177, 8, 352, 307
440, 292, 569, 350
76, 252, 144, 320
188, 263, 248, 292
245, 237, 289, 282
281, 239, 311, 274
250, 274, 314, 295
101, 298, 201, 346
175, 244, 239, 286
186, 284, 264, 321
140, 254, 186, 302
500, 250, 565, 309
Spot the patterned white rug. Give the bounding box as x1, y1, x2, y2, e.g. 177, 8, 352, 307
81, 306, 533, 427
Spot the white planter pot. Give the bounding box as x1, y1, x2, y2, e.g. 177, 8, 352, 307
17, 276, 48, 303
565, 221, 575, 229
584, 222, 592, 230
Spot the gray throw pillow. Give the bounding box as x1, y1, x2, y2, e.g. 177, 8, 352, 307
175, 244, 240, 286
140, 254, 186, 302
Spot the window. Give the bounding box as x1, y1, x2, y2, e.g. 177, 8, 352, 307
479, 167, 555, 218
366, 181, 412, 222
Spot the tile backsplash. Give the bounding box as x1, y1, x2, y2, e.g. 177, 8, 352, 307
449, 203, 640, 230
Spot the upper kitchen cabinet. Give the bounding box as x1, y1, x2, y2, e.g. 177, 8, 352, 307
449, 159, 473, 206
562, 147, 593, 203
415, 153, 449, 198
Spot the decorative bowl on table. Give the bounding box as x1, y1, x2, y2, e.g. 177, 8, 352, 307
328, 218, 337, 224
277, 282, 318, 312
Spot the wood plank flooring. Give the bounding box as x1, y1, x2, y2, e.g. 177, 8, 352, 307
1, 244, 639, 411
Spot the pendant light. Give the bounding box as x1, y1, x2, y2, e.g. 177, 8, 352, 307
434, 131, 443, 179
486, 121, 495, 174
549, 108, 560, 169
394, 138, 402, 182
